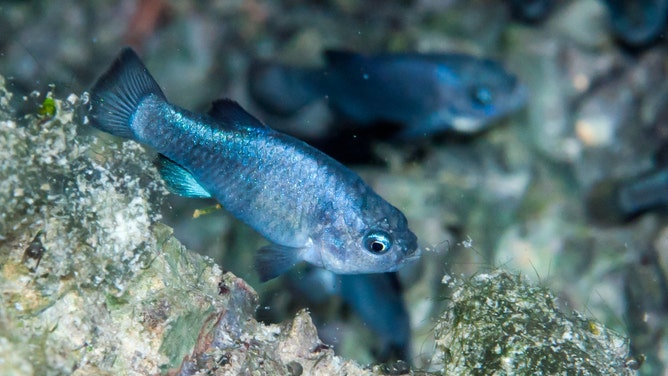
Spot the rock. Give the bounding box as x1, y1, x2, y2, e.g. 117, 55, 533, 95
0, 78, 369, 376
432, 270, 636, 375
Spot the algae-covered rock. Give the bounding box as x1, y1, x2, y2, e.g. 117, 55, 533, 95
0, 79, 369, 375
432, 270, 636, 375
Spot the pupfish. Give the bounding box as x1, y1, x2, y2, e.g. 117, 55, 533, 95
504, 0, 555, 24
87, 48, 419, 281
248, 50, 527, 138
600, 0, 668, 48
339, 272, 411, 362
287, 268, 411, 362
588, 167, 668, 224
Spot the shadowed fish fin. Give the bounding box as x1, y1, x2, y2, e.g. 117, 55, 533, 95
88, 47, 166, 139
155, 154, 211, 198
208, 99, 268, 130
390, 115, 445, 140
323, 50, 362, 67
248, 60, 317, 116
254, 244, 303, 282
303, 267, 341, 298
393, 126, 427, 140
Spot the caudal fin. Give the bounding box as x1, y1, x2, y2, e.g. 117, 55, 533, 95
247, 60, 318, 116
88, 47, 166, 139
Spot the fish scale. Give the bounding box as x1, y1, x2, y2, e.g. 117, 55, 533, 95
88, 47, 419, 281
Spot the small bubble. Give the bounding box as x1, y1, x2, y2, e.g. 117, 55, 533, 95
80, 91, 90, 105
362, 74, 369, 80
66, 93, 79, 106
460, 235, 473, 248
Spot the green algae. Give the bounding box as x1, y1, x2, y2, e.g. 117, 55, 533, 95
431, 270, 635, 375
160, 308, 216, 369
38, 95, 56, 118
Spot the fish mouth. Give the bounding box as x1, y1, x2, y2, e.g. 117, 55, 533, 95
450, 116, 484, 133
402, 247, 422, 265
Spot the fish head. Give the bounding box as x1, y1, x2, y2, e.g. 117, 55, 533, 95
316, 197, 420, 274
435, 57, 527, 133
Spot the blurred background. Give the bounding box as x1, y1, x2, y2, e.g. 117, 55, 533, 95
2, 0, 668, 373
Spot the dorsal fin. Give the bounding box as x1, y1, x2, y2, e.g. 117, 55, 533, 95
208, 99, 268, 130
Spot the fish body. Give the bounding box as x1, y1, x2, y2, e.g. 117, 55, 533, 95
287, 268, 411, 362
601, 0, 668, 48
88, 48, 419, 281
249, 50, 527, 138
616, 168, 668, 217
339, 272, 411, 362
587, 167, 668, 224
504, 0, 555, 24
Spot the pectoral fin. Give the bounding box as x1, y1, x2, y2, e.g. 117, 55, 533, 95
155, 154, 211, 198
254, 244, 303, 282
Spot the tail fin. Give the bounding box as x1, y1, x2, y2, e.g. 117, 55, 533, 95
247, 60, 318, 116
88, 47, 166, 139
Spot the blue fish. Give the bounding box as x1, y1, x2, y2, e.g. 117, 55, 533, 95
339, 272, 411, 362
505, 0, 555, 24
588, 167, 668, 224
287, 268, 411, 362
601, 0, 668, 48
88, 48, 419, 281
248, 50, 527, 138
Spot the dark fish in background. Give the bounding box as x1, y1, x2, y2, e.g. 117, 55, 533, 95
623, 248, 668, 373
600, 0, 668, 49
504, 0, 555, 24
87, 48, 419, 281
340, 272, 411, 362
249, 50, 527, 138
287, 268, 412, 363
587, 167, 668, 224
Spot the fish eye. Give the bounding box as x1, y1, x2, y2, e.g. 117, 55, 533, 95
363, 230, 393, 254
471, 86, 493, 107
